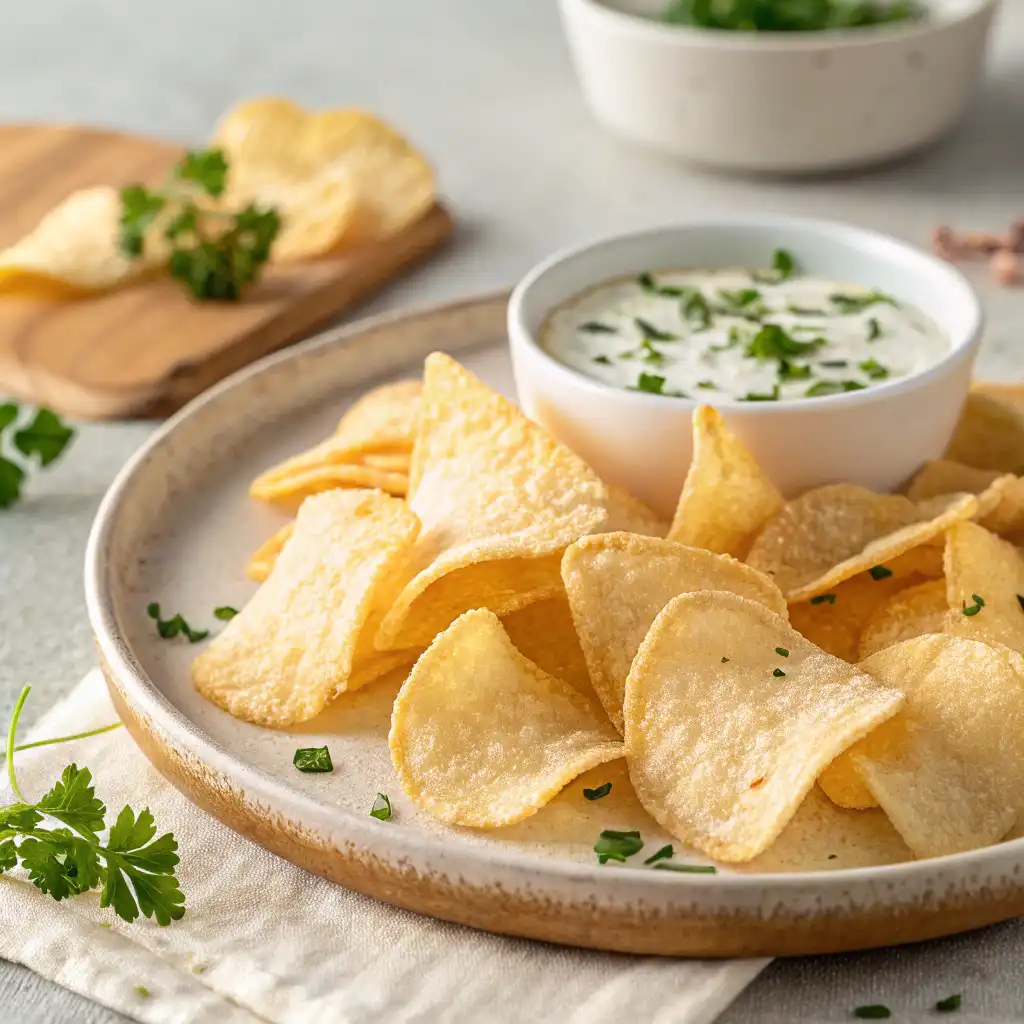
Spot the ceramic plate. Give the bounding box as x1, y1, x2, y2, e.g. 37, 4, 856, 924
86, 293, 1024, 958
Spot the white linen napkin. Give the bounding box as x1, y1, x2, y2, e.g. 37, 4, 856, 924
0, 669, 768, 1024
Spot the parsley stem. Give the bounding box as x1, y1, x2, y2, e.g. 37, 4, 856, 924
5, 685, 30, 803
14, 722, 123, 753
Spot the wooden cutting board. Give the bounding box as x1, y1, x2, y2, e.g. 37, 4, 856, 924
0, 124, 453, 419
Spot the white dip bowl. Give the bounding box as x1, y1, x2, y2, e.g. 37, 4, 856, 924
558, 0, 1000, 174
508, 217, 983, 518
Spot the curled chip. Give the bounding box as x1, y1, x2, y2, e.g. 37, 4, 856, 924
604, 485, 669, 538
745, 484, 978, 603
944, 520, 1024, 656
375, 353, 608, 651
858, 580, 948, 660
213, 97, 435, 247
250, 380, 420, 496
251, 464, 408, 506
193, 490, 419, 727
623, 592, 902, 862
0, 186, 164, 294
389, 609, 623, 827
946, 391, 1024, 474
668, 405, 782, 558
247, 521, 295, 582
562, 532, 787, 732
833, 635, 1024, 858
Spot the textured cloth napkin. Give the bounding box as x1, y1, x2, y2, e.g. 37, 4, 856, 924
0, 669, 768, 1024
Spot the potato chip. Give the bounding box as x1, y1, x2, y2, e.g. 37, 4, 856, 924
251, 381, 420, 496
817, 756, 877, 812
193, 490, 419, 727
837, 636, 1024, 858
247, 521, 294, 582
944, 521, 1024, 655
251, 464, 408, 506
213, 98, 435, 247
389, 609, 623, 827
746, 485, 978, 603
0, 186, 164, 294
375, 354, 608, 651
604, 485, 669, 537
907, 459, 1003, 503
946, 391, 1024, 474
668, 405, 782, 558
623, 592, 902, 862
362, 453, 411, 473
858, 580, 948, 660
562, 533, 787, 732
974, 380, 1024, 415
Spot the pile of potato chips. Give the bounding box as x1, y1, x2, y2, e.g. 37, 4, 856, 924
193, 361, 1024, 870
0, 97, 435, 295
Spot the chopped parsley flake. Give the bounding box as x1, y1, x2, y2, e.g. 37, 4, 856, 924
778, 359, 812, 382
640, 339, 666, 365
819, 359, 849, 369
583, 782, 612, 801
637, 272, 684, 297
146, 603, 209, 643
682, 290, 713, 329
789, 305, 826, 316
775, 647, 789, 657
594, 829, 644, 864
592, 354, 612, 365
853, 1006, 891, 1020
867, 317, 883, 341
869, 565, 894, 580
633, 373, 666, 395
962, 594, 985, 616
773, 668, 786, 678
293, 746, 333, 773
579, 321, 617, 334
710, 327, 743, 352
719, 287, 760, 309
831, 292, 897, 314
935, 994, 962, 1012
811, 594, 837, 605
644, 844, 674, 865
213, 605, 238, 620
805, 380, 866, 398
654, 863, 717, 874
860, 358, 889, 380
370, 793, 392, 820
1018, 594, 1024, 613
772, 248, 797, 280
741, 385, 780, 402
635, 317, 678, 342
134, 986, 151, 999
696, 380, 716, 389
721, 656, 730, 663
637, 271, 657, 292
746, 324, 824, 361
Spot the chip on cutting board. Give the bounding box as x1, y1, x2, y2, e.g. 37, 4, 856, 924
834, 636, 1024, 858
374, 353, 608, 651
622, 592, 904, 862
389, 609, 623, 827
944, 520, 1024, 655
668, 405, 782, 558
193, 490, 419, 727
562, 533, 787, 732
745, 484, 978, 603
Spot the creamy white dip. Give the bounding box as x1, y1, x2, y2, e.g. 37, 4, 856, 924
541, 259, 947, 402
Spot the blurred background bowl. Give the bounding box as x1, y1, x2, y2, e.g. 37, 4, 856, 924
558, 0, 1000, 174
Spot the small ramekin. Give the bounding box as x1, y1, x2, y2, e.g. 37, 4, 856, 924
558, 0, 1000, 174
508, 217, 983, 518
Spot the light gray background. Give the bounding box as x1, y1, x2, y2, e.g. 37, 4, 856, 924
1, 1, 1023, 1021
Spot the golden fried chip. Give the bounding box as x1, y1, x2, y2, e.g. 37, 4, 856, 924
246, 521, 294, 582
668, 405, 782, 558
562, 533, 787, 732
603, 485, 669, 537
251, 464, 408, 506
389, 609, 622, 827
946, 391, 1024, 474
375, 354, 607, 650
817, 756, 877, 812
745, 485, 978, 603
973, 380, 1024, 415
0, 186, 164, 294
907, 459, 1003, 503
623, 592, 902, 862
213, 98, 435, 246
944, 521, 1024, 655
193, 490, 419, 727
858, 580, 947, 660
362, 452, 411, 472
834, 636, 1024, 858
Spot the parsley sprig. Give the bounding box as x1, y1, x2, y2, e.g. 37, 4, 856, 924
119, 148, 280, 302
1, 686, 185, 925
0, 403, 75, 509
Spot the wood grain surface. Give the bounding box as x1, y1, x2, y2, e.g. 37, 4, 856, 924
0, 124, 452, 419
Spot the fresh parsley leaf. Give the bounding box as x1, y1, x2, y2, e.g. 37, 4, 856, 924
370, 793, 392, 820
935, 994, 962, 1012
118, 185, 167, 258
0, 839, 17, 873
811, 594, 837, 605
12, 409, 75, 467
654, 862, 717, 874
583, 783, 612, 801
859, 359, 889, 380
805, 380, 866, 398
773, 668, 786, 677
853, 1007, 891, 1020
174, 148, 229, 197
746, 324, 824, 361
213, 606, 238, 621
635, 317, 678, 342
643, 844, 673, 865
633, 373, 667, 395
293, 746, 333, 773
579, 321, 617, 334
772, 248, 796, 279
869, 565, 894, 580
146, 603, 209, 643
0, 457, 26, 510
831, 291, 897, 314
867, 317, 883, 341
594, 829, 643, 864
36, 765, 106, 838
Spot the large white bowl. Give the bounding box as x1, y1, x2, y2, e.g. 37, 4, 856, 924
558, 0, 1000, 173
508, 217, 983, 518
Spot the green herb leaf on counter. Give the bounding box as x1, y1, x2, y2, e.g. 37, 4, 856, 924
831, 291, 897, 314
583, 783, 612, 801
853, 1006, 892, 1020
213, 606, 238, 621
146, 603, 210, 643
860, 359, 889, 380
935, 994, 962, 1013
293, 746, 334, 773
369, 793, 392, 820
0, 403, 75, 509
579, 321, 617, 334
644, 844, 673, 865
805, 380, 866, 398
1, 686, 184, 926
654, 862, 717, 874
869, 566, 894, 581
746, 324, 824, 362
594, 829, 644, 864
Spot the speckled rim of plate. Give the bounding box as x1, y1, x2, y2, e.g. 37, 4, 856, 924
85, 290, 1024, 958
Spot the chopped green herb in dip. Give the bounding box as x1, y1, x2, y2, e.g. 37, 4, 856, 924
541, 262, 945, 402
293, 746, 333, 773
661, 0, 924, 32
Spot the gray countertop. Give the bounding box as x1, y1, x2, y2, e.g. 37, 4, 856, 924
2, 1, 1024, 1021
